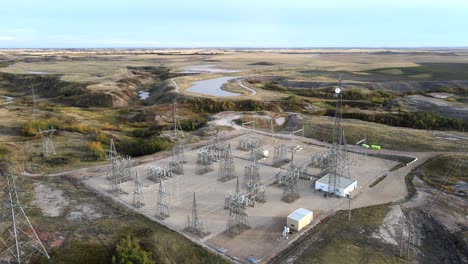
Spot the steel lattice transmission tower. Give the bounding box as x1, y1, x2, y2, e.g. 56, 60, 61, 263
243, 150, 266, 204
184, 192, 208, 237
328, 78, 351, 196
132, 171, 145, 208
272, 144, 287, 167
106, 139, 119, 162
171, 99, 184, 140
155, 180, 169, 219
0, 169, 50, 263
274, 152, 303, 203
196, 147, 214, 175
218, 144, 236, 182
107, 156, 133, 193
169, 99, 185, 175
36, 128, 56, 158
225, 177, 249, 237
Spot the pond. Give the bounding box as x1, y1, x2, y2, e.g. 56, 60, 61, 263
2, 96, 14, 105
180, 64, 240, 73
276, 116, 286, 125
27, 71, 51, 74
187, 76, 243, 97
138, 90, 149, 100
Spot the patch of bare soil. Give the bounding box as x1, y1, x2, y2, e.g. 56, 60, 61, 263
372, 205, 405, 245
32, 183, 69, 217
66, 203, 102, 221
399, 95, 468, 120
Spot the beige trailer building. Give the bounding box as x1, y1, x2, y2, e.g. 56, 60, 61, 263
287, 208, 313, 231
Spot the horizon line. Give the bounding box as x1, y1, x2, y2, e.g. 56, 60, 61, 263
1, 46, 468, 50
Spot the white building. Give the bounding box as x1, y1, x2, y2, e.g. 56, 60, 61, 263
315, 174, 357, 197
287, 208, 313, 231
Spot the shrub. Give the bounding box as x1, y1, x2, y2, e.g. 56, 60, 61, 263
179, 117, 208, 131
87, 141, 105, 160
117, 137, 171, 157
112, 235, 155, 264
131, 127, 161, 138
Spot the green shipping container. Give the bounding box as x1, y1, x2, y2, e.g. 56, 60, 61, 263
371, 145, 381, 150
361, 144, 370, 149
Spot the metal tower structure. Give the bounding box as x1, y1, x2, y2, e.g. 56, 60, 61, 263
147, 166, 171, 182
0, 169, 50, 263
106, 139, 119, 161
282, 167, 300, 203
239, 120, 261, 151
36, 128, 56, 158
311, 148, 336, 172
169, 99, 185, 175
328, 78, 351, 196
196, 147, 214, 174
155, 180, 169, 219
108, 156, 133, 193
169, 145, 184, 175
171, 99, 184, 140
272, 144, 287, 167
184, 192, 208, 237
243, 150, 266, 204
105, 139, 120, 180
225, 177, 249, 237
218, 144, 236, 182
274, 153, 303, 203
132, 171, 145, 208
243, 150, 259, 188
290, 118, 305, 152
209, 130, 227, 159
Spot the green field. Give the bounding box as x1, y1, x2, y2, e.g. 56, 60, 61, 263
304, 116, 468, 152
365, 63, 468, 81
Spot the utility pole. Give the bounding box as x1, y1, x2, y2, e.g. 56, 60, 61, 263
347, 195, 352, 221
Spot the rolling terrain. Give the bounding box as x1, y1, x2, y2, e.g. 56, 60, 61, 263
0, 48, 467, 263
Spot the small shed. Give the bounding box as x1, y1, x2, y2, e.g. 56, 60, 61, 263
315, 174, 357, 197
287, 208, 313, 231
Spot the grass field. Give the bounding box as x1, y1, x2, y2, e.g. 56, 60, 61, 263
15, 176, 229, 264
1, 48, 468, 262
421, 154, 468, 192
304, 116, 468, 152
272, 204, 402, 264
366, 63, 468, 81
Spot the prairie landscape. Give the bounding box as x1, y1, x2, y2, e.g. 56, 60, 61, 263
0, 48, 467, 263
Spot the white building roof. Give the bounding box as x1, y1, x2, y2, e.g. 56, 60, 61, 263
287, 208, 312, 221
317, 174, 357, 189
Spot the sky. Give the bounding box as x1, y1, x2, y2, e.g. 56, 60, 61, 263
0, 0, 467, 48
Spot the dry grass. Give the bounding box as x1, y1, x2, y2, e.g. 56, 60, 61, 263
304, 116, 468, 152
